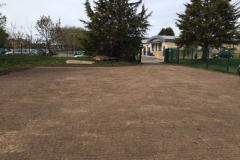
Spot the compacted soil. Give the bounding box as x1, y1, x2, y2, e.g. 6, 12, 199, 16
0, 64, 239, 160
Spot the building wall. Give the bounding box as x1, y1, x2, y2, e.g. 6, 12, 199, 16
152, 51, 163, 56
142, 37, 240, 58
141, 43, 150, 55
163, 42, 177, 49
143, 36, 240, 58
150, 42, 177, 56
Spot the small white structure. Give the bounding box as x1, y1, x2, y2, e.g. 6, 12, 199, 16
141, 35, 178, 57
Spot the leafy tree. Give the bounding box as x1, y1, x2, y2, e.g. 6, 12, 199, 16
23, 23, 34, 50
158, 27, 175, 36
0, 28, 7, 47
35, 15, 61, 53
60, 26, 73, 50
61, 26, 85, 51
80, 0, 152, 57
7, 23, 25, 49
0, 3, 7, 47
0, 15, 5, 29
175, 0, 240, 60
0, 3, 6, 28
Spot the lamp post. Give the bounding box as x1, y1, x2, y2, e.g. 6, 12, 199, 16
71, 33, 77, 54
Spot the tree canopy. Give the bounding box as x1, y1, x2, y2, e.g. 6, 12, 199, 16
61, 26, 85, 51
6, 23, 25, 49
80, 0, 152, 56
175, 0, 240, 60
0, 28, 7, 47
158, 27, 175, 36
0, 3, 7, 47
35, 15, 62, 52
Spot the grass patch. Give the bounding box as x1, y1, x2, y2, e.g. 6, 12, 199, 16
0, 55, 75, 71
174, 58, 240, 74
74, 56, 95, 61
0, 55, 140, 71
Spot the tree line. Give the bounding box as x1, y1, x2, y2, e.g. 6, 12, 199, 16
1, 17, 86, 52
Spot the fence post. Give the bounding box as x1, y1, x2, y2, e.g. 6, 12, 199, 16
169, 48, 172, 60
227, 49, 230, 72
191, 48, 193, 65
164, 48, 169, 63
177, 48, 180, 64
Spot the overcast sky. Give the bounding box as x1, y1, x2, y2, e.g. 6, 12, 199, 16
1, 0, 190, 37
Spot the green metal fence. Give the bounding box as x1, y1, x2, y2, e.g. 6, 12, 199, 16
164, 48, 240, 74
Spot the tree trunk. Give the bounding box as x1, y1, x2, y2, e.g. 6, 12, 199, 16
46, 41, 51, 56
201, 46, 208, 60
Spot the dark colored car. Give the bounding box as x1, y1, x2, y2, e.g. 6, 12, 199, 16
49, 49, 58, 55
0, 48, 8, 54
108, 57, 118, 61
41, 49, 48, 56
41, 49, 57, 56
212, 51, 233, 58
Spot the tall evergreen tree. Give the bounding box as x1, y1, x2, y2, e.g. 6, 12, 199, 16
158, 27, 175, 36
175, 0, 240, 60
80, 0, 152, 57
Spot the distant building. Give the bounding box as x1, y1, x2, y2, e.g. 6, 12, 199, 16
141, 35, 240, 58
141, 35, 178, 57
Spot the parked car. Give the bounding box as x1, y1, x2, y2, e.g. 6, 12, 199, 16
213, 51, 233, 58
6, 49, 30, 55
4, 49, 13, 55
49, 49, 58, 55
73, 51, 85, 57
0, 48, 8, 54
29, 49, 38, 55
41, 49, 48, 56
41, 49, 58, 56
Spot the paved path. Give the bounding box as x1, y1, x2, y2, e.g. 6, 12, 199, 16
141, 55, 164, 63
0, 64, 239, 160
58, 53, 74, 57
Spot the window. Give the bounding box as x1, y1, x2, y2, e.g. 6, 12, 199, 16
152, 44, 154, 51
159, 43, 162, 51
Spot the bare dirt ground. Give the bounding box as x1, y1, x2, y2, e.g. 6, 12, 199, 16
0, 64, 239, 160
